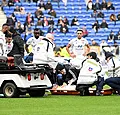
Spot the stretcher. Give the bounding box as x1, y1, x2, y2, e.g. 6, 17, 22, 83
50, 85, 113, 96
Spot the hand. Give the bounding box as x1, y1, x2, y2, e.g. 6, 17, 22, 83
70, 53, 76, 58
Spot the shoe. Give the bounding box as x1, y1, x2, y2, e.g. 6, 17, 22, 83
116, 90, 120, 96
96, 91, 103, 96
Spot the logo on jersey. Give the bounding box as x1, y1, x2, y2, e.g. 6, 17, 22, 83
76, 45, 83, 50
88, 67, 93, 71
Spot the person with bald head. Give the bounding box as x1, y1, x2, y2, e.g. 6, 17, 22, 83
33, 33, 57, 84
33, 33, 56, 65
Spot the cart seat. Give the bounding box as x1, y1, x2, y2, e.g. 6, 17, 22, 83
14, 55, 45, 73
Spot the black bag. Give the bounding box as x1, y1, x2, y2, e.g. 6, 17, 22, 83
0, 56, 8, 70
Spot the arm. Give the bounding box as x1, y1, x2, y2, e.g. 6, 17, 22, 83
83, 44, 90, 56
108, 66, 120, 72
25, 44, 29, 53
15, 36, 24, 57
66, 43, 76, 58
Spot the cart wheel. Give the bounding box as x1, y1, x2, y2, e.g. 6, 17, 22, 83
29, 89, 45, 97
3, 83, 19, 98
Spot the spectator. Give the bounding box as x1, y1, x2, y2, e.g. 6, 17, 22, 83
42, 16, 49, 27
117, 12, 120, 21
25, 12, 34, 27
82, 25, 88, 38
6, 14, 17, 28
63, 17, 69, 26
14, 5, 20, 15
35, 7, 44, 19
45, 1, 53, 10
36, 18, 43, 26
91, 10, 98, 19
38, 1, 46, 10
57, 16, 63, 27
87, 0, 94, 11
110, 13, 116, 25
60, 22, 69, 34
100, 19, 108, 29
48, 17, 54, 25
48, 9, 57, 18
8, 0, 14, 7
115, 31, 120, 40
97, 11, 104, 18
94, 0, 101, 10
107, 0, 115, 10
91, 39, 99, 46
14, 6, 20, 14
20, 7, 26, 15
101, 0, 107, 10
47, 24, 57, 33
15, 21, 24, 34
71, 16, 79, 26
92, 20, 100, 33
24, 26, 33, 43
107, 31, 116, 43
1, 0, 8, 11
33, 0, 38, 5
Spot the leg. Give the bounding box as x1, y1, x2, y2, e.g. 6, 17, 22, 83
105, 77, 120, 90
57, 74, 63, 86
76, 84, 90, 96
68, 67, 80, 85
96, 77, 105, 93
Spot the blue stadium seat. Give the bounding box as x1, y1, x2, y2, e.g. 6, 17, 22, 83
21, 2, 30, 7
14, 2, 21, 6
3, 6, 9, 11
107, 41, 114, 46
115, 40, 120, 45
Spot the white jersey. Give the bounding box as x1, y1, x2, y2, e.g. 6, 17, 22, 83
3, 40, 14, 56
33, 38, 57, 69
26, 36, 43, 53
0, 31, 6, 55
69, 37, 88, 57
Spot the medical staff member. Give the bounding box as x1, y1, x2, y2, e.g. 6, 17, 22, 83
76, 52, 102, 96
33, 33, 57, 68
103, 51, 120, 95
33, 33, 57, 84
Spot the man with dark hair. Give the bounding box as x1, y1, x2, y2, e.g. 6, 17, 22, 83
6, 27, 24, 57
24, 28, 44, 63
76, 51, 102, 96
103, 51, 120, 95
66, 28, 90, 59
0, 23, 9, 55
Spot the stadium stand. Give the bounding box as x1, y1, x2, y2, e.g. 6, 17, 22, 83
1, 0, 120, 47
